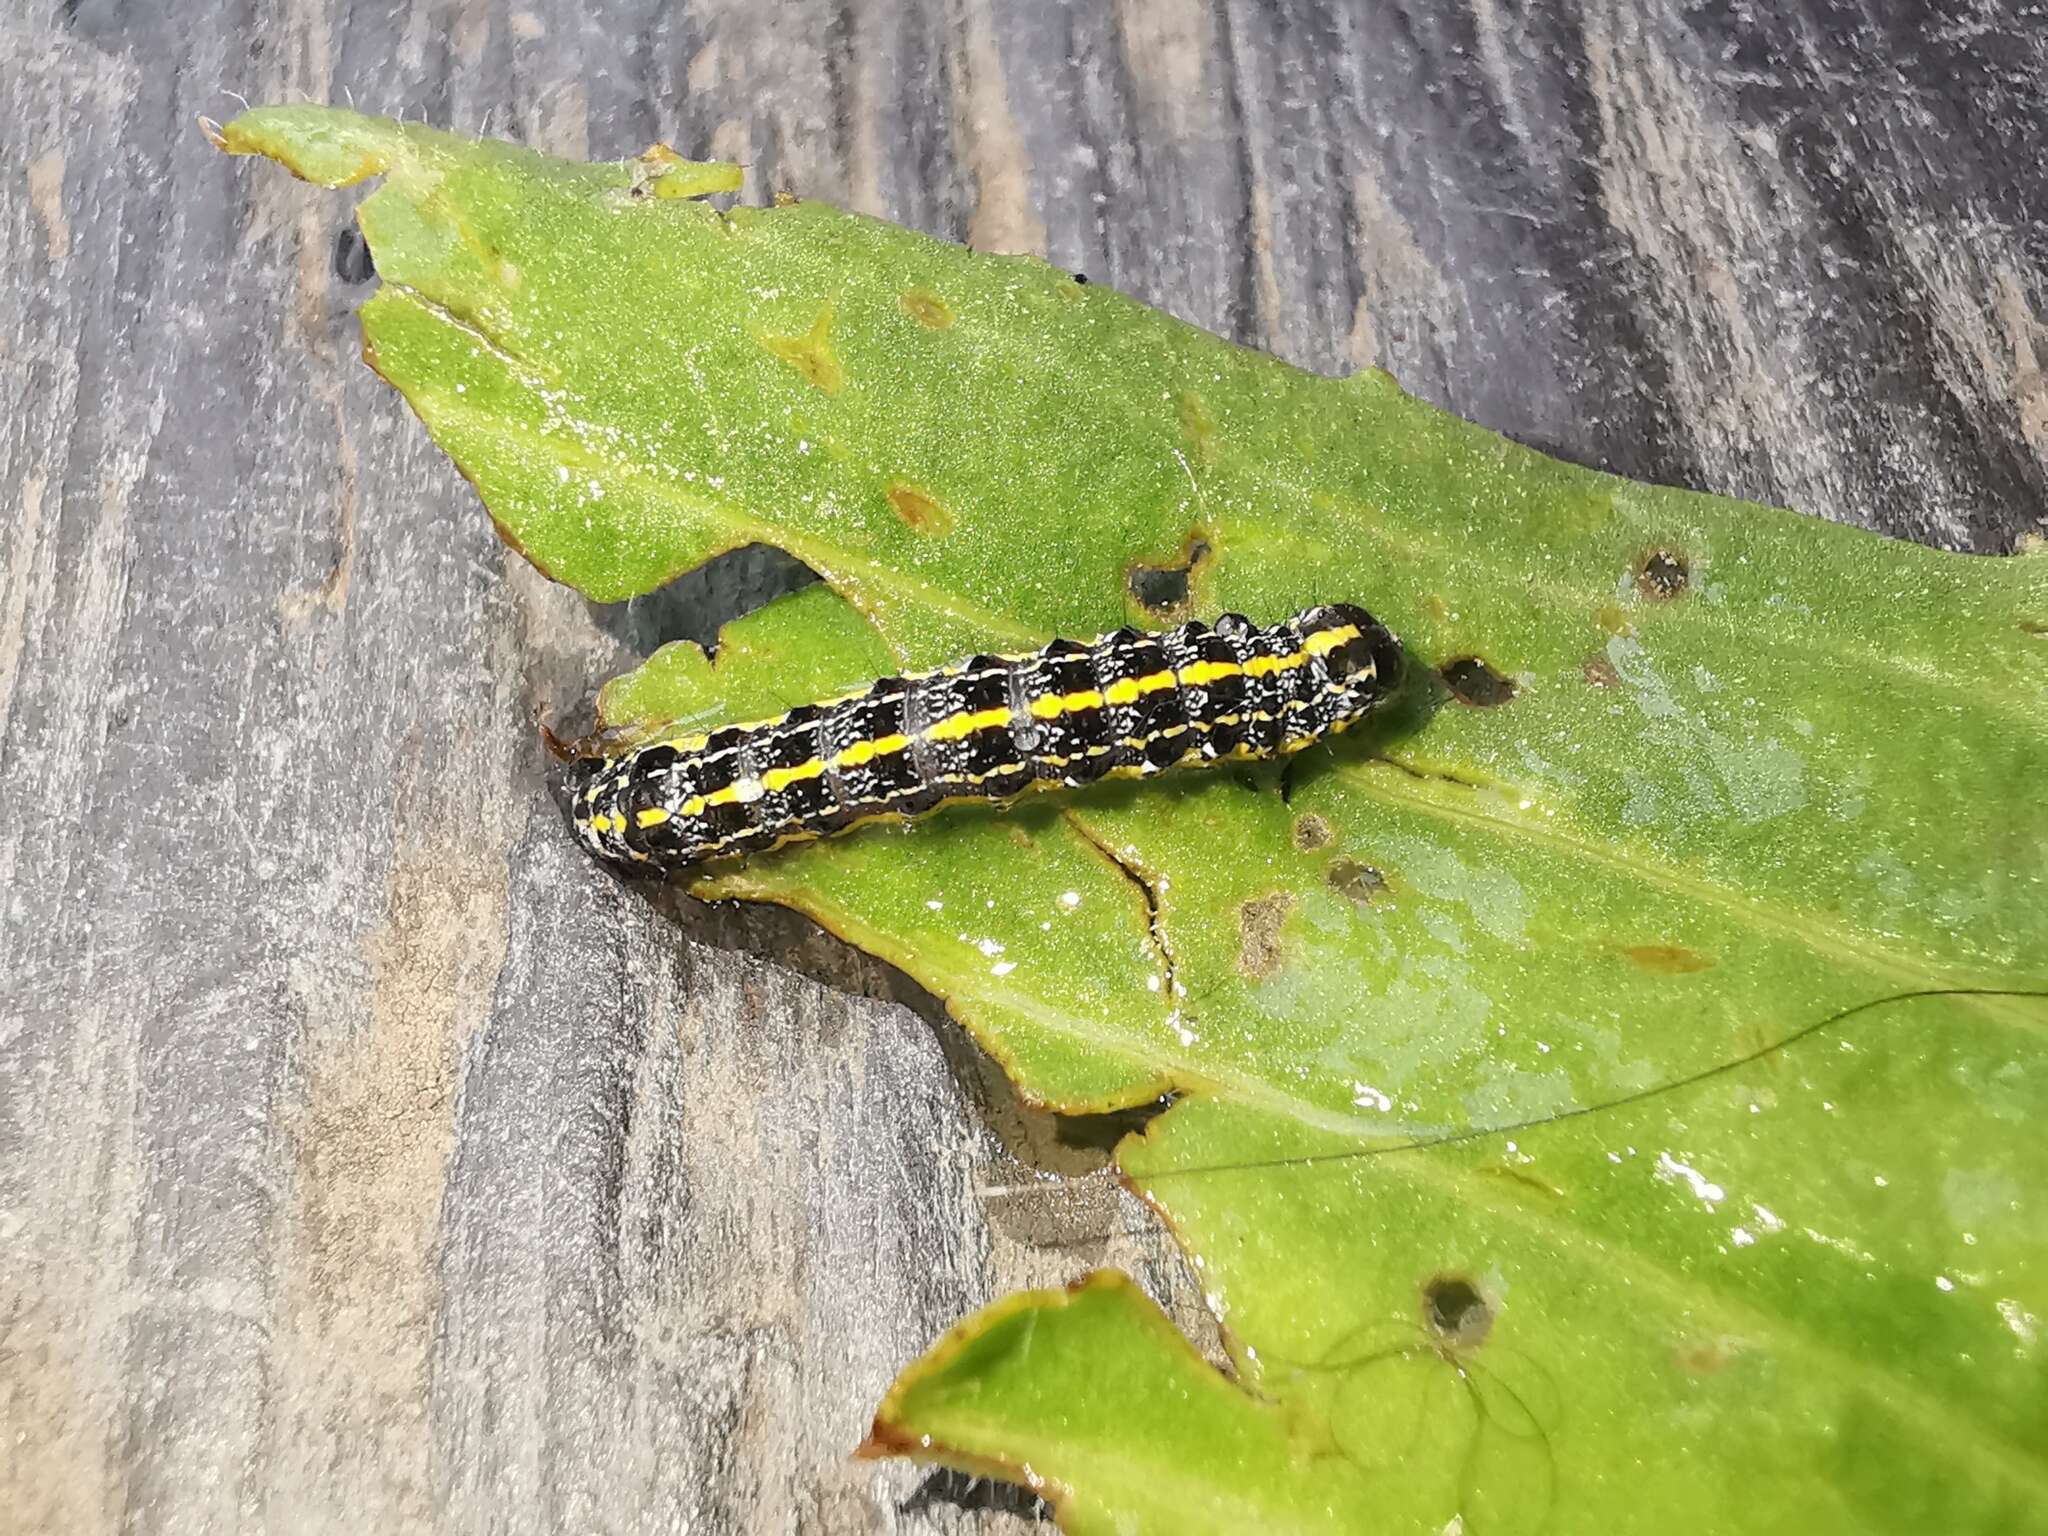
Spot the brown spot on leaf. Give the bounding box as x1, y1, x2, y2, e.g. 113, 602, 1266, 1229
1678, 1336, 1739, 1375
1583, 654, 1621, 688
764, 306, 845, 394
1292, 814, 1333, 851
1236, 892, 1294, 977
901, 288, 954, 329
1422, 1275, 1494, 1352
1327, 858, 1387, 905
1441, 656, 1517, 707
1635, 549, 1690, 599
1622, 943, 1714, 975
2019, 617, 2048, 637
886, 481, 953, 535
1127, 536, 1210, 617
1178, 390, 1218, 467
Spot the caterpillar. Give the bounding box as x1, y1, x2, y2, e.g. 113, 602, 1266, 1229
556, 604, 1403, 873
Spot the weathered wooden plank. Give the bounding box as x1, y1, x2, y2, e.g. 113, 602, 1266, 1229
2, 3, 2041, 1533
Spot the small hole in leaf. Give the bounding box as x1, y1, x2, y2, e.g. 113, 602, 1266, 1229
1327, 858, 1386, 904
1127, 539, 1210, 615
333, 225, 375, 283
1441, 657, 1517, 707
1423, 1274, 1493, 1348
1635, 550, 1689, 599
1292, 814, 1333, 851
1073, 271, 1089, 285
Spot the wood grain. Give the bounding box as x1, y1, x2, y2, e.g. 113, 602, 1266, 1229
2, 3, 2041, 1532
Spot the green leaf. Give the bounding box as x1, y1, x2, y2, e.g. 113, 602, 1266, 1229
219, 106, 2048, 1532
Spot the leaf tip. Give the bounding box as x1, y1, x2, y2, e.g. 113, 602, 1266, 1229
634, 142, 744, 201
206, 103, 406, 188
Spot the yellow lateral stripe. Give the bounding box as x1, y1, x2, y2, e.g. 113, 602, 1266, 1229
1244, 649, 1308, 676
761, 758, 827, 793
926, 705, 1013, 741
636, 807, 672, 828
1103, 669, 1178, 706
1031, 687, 1103, 720
833, 733, 910, 769
1302, 623, 1361, 656
1176, 659, 1241, 686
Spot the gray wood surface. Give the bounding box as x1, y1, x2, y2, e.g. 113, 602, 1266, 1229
3, 2, 2042, 1532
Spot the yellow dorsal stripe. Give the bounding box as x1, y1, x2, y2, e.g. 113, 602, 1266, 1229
636, 807, 672, 828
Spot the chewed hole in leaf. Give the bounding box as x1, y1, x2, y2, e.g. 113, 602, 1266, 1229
1634, 549, 1690, 599
1423, 1275, 1494, 1351
1292, 813, 1334, 851
1327, 858, 1388, 905
590, 544, 819, 656
1441, 656, 1517, 707
1127, 537, 1211, 617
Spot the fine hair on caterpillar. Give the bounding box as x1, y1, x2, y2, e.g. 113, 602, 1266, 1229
555, 604, 1403, 872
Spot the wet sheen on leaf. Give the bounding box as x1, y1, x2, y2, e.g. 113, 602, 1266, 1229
219, 107, 2048, 1535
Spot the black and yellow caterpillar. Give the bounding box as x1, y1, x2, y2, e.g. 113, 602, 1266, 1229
557, 604, 1403, 872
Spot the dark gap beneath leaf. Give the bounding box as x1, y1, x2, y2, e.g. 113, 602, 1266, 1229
587, 543, 819, 656
1050, 1094, 1176, 1154
902, 1468, 1053, 1524
1127, 538, 1210, 614
1635, 549, 1690, 599
1327, 858, 1387, 904
1423, 1274, 1493, 1349
1440, 656, 1517, 707
333, 224, 376, 284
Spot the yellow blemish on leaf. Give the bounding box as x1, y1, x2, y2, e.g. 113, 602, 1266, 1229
901, 288, 954, 329
887, 481, 953, 535
1621, 943, 1714, 975
765, 306, 846, 395
1178, 390, 1218, 467
1597, 601, 1635, 637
